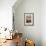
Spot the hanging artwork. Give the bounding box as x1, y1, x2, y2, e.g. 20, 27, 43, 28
24, 13, 34, 26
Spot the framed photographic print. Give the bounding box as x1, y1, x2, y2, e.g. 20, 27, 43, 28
24, 13, 34, 26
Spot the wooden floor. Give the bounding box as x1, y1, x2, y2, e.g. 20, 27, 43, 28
0, 39, 16, 46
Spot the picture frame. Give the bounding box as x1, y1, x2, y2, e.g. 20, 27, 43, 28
24, 13, 34, 26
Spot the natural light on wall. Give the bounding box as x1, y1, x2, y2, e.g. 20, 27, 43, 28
0, 8, 12, 30
0, 0, 16, 30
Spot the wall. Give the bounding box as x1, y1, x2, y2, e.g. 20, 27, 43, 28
13, 0, 41, 46
0, 0, 16, 30
41, 0, 46, 46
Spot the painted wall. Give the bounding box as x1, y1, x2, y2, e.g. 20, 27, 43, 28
13, 0, 41, 46
0, 0, 16, 30
41, 0, 46, 46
